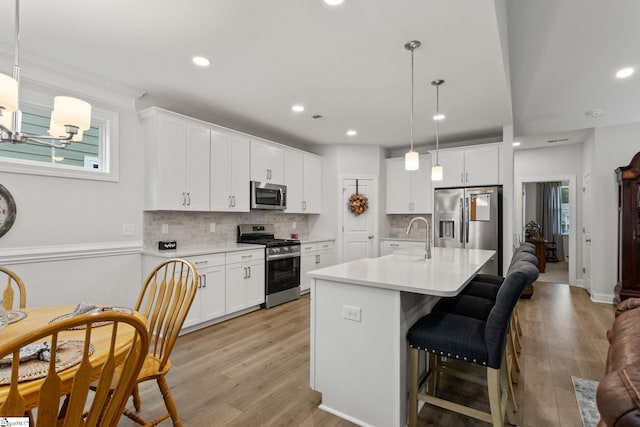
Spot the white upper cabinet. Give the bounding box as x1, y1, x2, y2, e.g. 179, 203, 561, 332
210, 129, 250, 212
303, 154, 322, 213
432, 144, 499, 188
386, 154, 432, 214
251, 139, 284, 184
285, 150, 322, 214
142, 108, 210, 211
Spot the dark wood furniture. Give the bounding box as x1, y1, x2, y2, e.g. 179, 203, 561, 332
527, 238, 546, 273
616, 152, 640, 301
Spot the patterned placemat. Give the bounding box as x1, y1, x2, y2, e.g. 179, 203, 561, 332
49, 307, 133, 330
8, 310, 26, 324
0, 340, 94, 385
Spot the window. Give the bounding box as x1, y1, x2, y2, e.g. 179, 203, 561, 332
560, 186, 570, 235
0, 100, 119, 182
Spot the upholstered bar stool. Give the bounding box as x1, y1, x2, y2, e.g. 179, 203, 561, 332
407, 264, 537, 426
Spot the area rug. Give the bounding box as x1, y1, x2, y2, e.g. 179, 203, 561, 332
572, 376, 600, 427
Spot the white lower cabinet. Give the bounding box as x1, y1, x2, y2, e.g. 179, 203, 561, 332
143, 248, 265, 333
225, 249, 265, 313
182, 253, 226, 329
380, 240, 427, 256
300, 240, 334, 292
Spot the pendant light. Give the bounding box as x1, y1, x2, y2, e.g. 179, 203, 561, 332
431, 79, 445, 181
404, 40, 420, 171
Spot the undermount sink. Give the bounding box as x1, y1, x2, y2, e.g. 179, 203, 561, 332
391, 251, 428, 263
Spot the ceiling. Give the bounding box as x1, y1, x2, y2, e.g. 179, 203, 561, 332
0, 0, 637, 152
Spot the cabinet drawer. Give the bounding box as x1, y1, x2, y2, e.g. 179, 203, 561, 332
316, 241, 334, 252
301, 243, 317, 255
187, 253, 226, 269
226, 249, 265, 265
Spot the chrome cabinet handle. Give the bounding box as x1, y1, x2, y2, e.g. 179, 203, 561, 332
460, 173, 464, 183
315, 254, 320, 264
186, 192, 191, 206
194, 260, 208, 265
243, 267, 248, 279
242, 254, 253, 259
228, 195, 232, 207
465, 172, 469, 182
182, 192, 186, 207
232, 195, 236, 207
247, 266, 251, 278
203, 274, 207, 288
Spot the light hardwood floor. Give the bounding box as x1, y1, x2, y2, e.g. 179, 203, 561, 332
118, 280, 615, 426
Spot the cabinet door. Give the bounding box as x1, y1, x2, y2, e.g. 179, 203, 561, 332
386, 157, 413, 213
225, 263, 247, 313
201, 265, 226, 321
411, 154, 432, 213
184, 122, 211, 211
284, 150, 304, 213
316, 241, 334, 269
300, 243, 317, 291
380, 241, 403, 255
435, 149, 465, 188
211, 130, 250, 212
251, 140, 284, 184
303, 155, 322, 213
155, 114, 187, 210
230, 134, 250, 211
245, 260, 265, 306
464, 145, 499, 186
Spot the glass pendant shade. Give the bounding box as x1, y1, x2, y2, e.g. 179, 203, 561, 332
431, 164, 443, 181
49, 113, 83, 141
53, 96, 91, 131
405, 151, 419, 171
0, 73, 18, 112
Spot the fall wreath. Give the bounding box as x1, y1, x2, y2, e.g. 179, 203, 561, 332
349, 192, 368, 216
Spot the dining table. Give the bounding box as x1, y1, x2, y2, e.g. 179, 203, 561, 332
0, 305, 145, 411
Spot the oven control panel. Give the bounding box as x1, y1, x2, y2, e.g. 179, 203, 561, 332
266, 244, 301, 259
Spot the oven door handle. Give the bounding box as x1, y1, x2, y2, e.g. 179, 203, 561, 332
267, 253, 301, 261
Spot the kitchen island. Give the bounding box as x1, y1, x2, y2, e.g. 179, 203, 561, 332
308, 247, 495, 427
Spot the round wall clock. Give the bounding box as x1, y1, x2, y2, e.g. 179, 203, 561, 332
0, 184, 17, 238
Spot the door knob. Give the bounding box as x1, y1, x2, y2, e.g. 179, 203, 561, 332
368, 235, 374, 239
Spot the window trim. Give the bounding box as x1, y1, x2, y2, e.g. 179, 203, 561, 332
0, 95, 119, 182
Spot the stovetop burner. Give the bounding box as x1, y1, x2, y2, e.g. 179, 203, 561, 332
237, 224, 300, 247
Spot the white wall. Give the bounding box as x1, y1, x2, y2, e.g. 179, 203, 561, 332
0, 76, 144, 307
309, 144, 384, 262
590, 122, 640, 303
514, 142, 583, 285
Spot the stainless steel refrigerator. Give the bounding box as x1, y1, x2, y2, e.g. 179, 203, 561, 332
433, 186, 502, 275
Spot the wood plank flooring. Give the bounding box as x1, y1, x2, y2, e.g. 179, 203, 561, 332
118, 280, 615, 426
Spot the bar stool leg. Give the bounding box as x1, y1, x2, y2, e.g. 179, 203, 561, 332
409, 348, 419, 427
487, 367, 504, 427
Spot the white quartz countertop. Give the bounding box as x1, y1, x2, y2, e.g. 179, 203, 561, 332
301, 237, 335, 244
142, 243, 264, 258
308, 247, 495, 296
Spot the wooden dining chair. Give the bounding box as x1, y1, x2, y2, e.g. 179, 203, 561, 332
121, 258, 198, 427
0, 310, 149, 426
0, 266, 26, 310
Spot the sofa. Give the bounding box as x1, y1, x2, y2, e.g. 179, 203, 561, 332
596, 298, 640, 427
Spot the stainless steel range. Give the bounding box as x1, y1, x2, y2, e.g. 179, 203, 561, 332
237, 224, 301, 308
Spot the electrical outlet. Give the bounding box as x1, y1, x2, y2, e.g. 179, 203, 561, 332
292, 221, 297, 229
122, 224, 135, 236
210, 223, 216, 233
342, 305, 361, 322
161, 224, 169, 234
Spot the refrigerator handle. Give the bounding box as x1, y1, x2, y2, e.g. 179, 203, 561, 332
459, 198, 464, 244
465, 196, 470, 244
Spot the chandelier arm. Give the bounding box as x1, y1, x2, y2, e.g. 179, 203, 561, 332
21, 137, 72, 148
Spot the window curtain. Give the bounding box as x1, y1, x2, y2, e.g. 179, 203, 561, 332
536, 182, 565, 261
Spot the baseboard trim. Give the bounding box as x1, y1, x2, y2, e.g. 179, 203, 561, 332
0, 241, 143, 264
591, 292, 616, 304
318, 404, 376, 427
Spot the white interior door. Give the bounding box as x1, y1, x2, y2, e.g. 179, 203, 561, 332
342, 178, 376, 262
582, 174, 592, 294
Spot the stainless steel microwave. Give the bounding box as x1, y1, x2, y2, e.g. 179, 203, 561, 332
251, 181, 287, 210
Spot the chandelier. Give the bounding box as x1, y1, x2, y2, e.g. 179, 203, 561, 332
0, 0, 91, 148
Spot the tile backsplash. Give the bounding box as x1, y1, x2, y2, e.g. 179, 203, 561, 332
387, 214, 432, 240
144, 211, 309, 248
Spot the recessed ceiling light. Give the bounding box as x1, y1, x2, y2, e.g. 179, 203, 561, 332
512, 141, 521, 147
433, 114, 446, 121
192, 56, 211, 67
292, 105, 305, 112
616, 67, 635, 79
347, 130, 357, 136
324, 0, 345, 5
